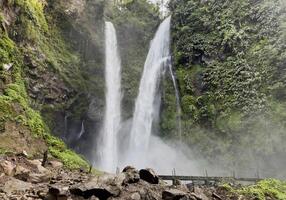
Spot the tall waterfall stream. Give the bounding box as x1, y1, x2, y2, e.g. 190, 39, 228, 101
127, 16, 172, 167
96, 17, 197, 174
97, 22, 122, 172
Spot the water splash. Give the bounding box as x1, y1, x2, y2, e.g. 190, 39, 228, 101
97, 22, 122, 172
127, 16, 172, 167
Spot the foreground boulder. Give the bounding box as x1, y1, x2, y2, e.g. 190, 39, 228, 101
0, 160, 16, 176
70, 174, 125, 199
48, 160, 64, 169
122, 166, 140, 184
26, 159, 53, 183
46, 185, 69, 200
1, 177, 33, 195
139, 168, 159, 184
14, 165, 30, 181
70, 186, 113, 200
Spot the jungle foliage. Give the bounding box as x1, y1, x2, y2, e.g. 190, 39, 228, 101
0, 0, 89, 169
165, 0, 286, 175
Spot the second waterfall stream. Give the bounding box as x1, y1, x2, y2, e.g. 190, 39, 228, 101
97, 22, 122, 172
127, 16, 172, 166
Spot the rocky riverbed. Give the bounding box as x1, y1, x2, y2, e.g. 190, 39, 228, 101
0, 153, 263, 200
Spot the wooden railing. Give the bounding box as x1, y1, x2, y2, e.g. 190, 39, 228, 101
158, 175, 262, 184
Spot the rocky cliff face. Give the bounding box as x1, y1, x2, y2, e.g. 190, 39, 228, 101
0, 0, 160, 167
0, 0, 91, 169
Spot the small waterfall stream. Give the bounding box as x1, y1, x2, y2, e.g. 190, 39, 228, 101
77, 121, 85, 140
97, 22, 122, 172
128, 16, 171, 167
168, 64, 183, 140
64, 114, 68, 141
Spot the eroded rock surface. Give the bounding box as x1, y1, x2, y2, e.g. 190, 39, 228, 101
0, 154, 259, 200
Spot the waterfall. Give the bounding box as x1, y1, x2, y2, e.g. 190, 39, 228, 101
97, 22, 122, 172
128, 16, 171, 167
168, 64, 182, 140
77, 121, 85, 140
64, 114, 68, 141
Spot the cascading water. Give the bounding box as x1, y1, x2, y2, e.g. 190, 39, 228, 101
168, 64, 183, 140
127, 16, 171, 167
64, 115, 68, 141
77, 121, 85, 140
97, 22, 122, 172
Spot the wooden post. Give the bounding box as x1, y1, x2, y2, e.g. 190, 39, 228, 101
205, 169, 209, 185
256, 168, 260, 179
42, 150, 48, 167
205, 169, 208, 177
232, 171, 236, 179
172, 168, 177, 185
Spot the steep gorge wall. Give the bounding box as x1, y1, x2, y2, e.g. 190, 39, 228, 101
0, 0, 89, 168
46, 0, 160, 160
0, 0, 160, 165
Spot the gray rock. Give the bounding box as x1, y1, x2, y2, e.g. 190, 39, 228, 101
70, 186, 113, 200
162, 189, 188, 200
28, 173, 51, 183
139, 168, 159, 184
122, 166, 136, 173
48, 161, 63, 169
47, 185, 69, 200
14, 165, 30, 181
122, 166, 140, 184
182, 196, 197, 200
0, 160, 16, 176
70, 174, 124, 199
26, 159, 52, 183
28, 159, 42, 168
193, 186, 209, 200
131, 192, 141, 200
2, 177, 32, 195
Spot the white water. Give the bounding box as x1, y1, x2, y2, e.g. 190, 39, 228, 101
127, 16, 171, 167
77, 121, 85, 140
168, 64, 183, 140
148, 0, 169, 16
64, 115, 68, 140
97, 22, 122, 172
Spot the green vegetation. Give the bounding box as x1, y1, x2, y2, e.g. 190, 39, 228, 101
109, 0, 160, 117
0, 0, 89, 169
48, 140, 89, 169
0, 147, 13, 155
12, 0, 48, 31
13, 0, 85, 90
166, 0, 286, 173
224, 179, 286, 200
